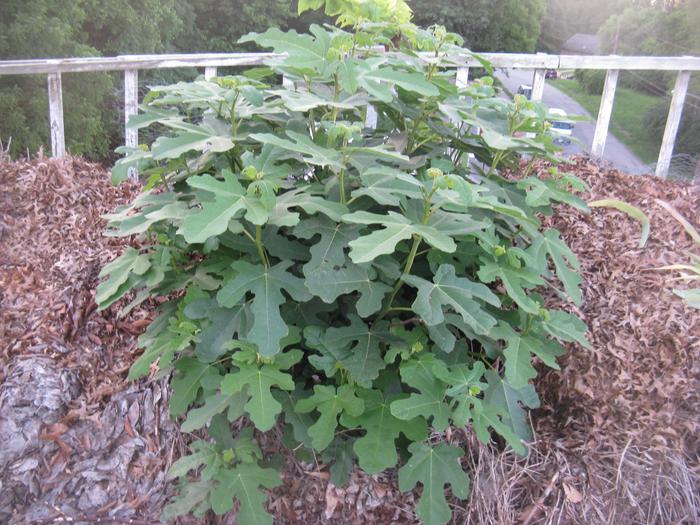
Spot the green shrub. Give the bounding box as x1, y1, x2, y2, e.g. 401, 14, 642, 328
574, 69, 605, 94
644, 98, 700, 160
97, 14, 589, 525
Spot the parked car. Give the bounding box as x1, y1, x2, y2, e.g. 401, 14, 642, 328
547, 108, 574, 144
545, 69, 558, 79
517, 84, 533, 99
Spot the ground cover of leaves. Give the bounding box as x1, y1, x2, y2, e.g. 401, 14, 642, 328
0, 155, 182, 524
0, 154, 697, 524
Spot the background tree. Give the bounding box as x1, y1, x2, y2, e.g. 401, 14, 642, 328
178, 0, 295, 52
411, 0, 545, 52
597, 0, 700, 169
0, 0, 185, 159
538, 0, 631, 52
0, 0, 329, 159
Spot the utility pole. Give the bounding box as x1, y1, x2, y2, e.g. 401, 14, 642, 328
613, 17, 621, 54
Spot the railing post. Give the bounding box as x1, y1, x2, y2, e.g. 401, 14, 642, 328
47, 73, 65, 157
448, 67, 470, 131
655, 70, 691, 178
124, 69, 139, 181
531, 68, 545, 101
365, 105, 378, 129
204, 66, 217, 80
592, 69, 619, 158
456, 67, 469, 88
124, 69, 138, 149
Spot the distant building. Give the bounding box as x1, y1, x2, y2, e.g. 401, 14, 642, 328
561, 34, 601, 55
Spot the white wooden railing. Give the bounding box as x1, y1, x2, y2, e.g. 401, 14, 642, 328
0, 52, 698, 178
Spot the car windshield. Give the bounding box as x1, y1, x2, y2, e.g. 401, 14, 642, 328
551, 120, 574, 130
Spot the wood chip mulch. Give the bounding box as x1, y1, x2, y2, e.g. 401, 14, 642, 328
0, 154, 698, 525
0, 154, 142, 384
526, 157, 700, 525
0, 155, 180, 524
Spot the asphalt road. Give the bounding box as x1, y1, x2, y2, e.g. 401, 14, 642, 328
495, 68, 651, 174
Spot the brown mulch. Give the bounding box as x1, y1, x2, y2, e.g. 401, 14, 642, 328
0, 154, 698, 524
0, 155, 180, 524
0, 155, 140, 383
540, 157, 699, 458
527, 157, 700, 524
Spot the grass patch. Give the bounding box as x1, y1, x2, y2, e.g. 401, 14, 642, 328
552, 77, 661, 164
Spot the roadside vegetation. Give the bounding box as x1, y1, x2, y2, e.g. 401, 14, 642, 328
552, 77, 661, 164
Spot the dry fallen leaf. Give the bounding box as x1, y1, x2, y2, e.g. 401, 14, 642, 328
563, 483, 584, 503
324, 483, 342, 519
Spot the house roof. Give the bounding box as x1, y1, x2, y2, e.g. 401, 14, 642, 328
561, 33, 601, 55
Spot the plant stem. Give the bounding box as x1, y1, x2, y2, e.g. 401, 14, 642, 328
388, 316, 423, 327
229, 92, 239, 133
160, 172, 171, 191
488, 150, 505, 177
375, 234, 422, 322
309, 108, 316, 139
523, 158, 536, 178
402, 234, 422, 274
338, 169, 346, 204
338, 136, 349, 204
374, 185, 437, 323
406, 63, 438, 153
242, 227, 256, 243
255, 225, 270, 268
330, 73, 340, 122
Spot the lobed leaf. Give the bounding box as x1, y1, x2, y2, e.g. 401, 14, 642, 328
295, 384, 364, 451
220, 351, 301, 431
398, 443, 470, 525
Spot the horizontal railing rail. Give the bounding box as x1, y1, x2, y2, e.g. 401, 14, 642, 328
1, 51, 697, 178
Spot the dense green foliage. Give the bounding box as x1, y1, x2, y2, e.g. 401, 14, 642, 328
178, 0, 299, 52
298, 0, 413, 26
643, 99, 700, 166
97, 11, 590, 524
538, 0, 689, 52
412, 0, 545, 52
543, 0, 699, 166
0, 0, 318, 158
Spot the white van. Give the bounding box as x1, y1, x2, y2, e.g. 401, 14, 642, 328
547, 108, 574, 144
517, 84, 533, 100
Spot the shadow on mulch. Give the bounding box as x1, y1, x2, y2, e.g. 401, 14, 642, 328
0, 154, 697, 524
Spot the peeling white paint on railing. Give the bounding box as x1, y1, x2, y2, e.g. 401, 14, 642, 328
655, 71, 691, 178
123, 69, 139, 181
124, 70, 138, 149
591, 69, 619, 158
530, 69, 546, 102
1, 52, 698, 177
47, 73, 65, 158
455, 67, 469, 88
2, 53, 699, 75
